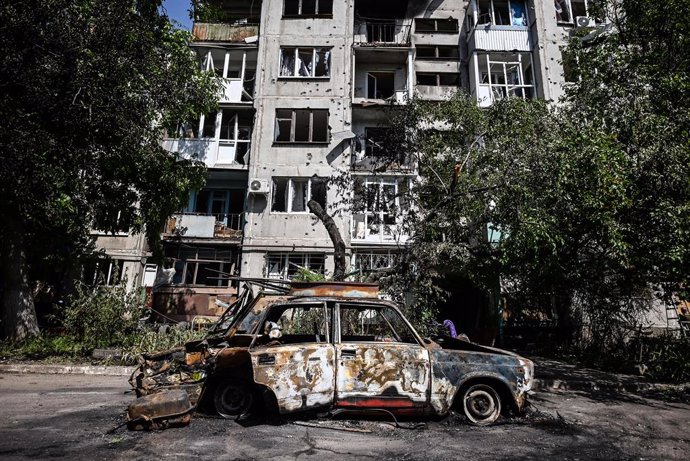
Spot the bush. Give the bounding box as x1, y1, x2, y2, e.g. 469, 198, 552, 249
61, 278, 149, 351
632, 334, 690, 383
0, 334, 83, 361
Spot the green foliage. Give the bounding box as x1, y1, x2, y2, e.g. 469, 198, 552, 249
0, 0, 219, 338
634, 335, 690, 383
377, 1, 690, 348
291, 267, 328, 282
0, 334, 83, 361
121, 327, 205, 364
62, 279, 149, 351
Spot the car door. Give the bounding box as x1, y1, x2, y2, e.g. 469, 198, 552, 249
334, 302, 430, 411
250, 302, 335, 413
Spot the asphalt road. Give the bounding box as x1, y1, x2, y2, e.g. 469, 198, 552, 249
0, 373, 688, 460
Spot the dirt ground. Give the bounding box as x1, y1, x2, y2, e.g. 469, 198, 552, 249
0, 372, 688, 460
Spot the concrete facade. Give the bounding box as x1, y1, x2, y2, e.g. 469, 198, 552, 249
91, 1, 607, 315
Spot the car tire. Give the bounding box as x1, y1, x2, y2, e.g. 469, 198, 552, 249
462, 383, 502, 426
213, 380, 254, 418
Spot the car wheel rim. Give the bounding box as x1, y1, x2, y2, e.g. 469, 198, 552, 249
463, 385, 501, 425
215, 383, 253, 417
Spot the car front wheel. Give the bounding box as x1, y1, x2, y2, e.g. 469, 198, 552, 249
213, 380, 254, 418
462, 383, 502, 425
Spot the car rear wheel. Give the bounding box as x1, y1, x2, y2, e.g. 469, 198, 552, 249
462, 383, 501, 426
213, 380, 254, 418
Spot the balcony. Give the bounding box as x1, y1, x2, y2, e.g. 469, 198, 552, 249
192, 23, 259, 43
354, 20, 411, 47
163, 138, 249, 169
351, 176, 411, 244
467, 25, 531, 53
220, 78, 254, 104
164, 213, 243, 241
470, 52, 535, 107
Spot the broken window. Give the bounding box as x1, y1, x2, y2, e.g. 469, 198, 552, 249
364, 128, 390, 158
171, 247, 237, 287
556, 0, 593, 24
274, 109, 329, 143
352, 176, 411, 242
266, 253, 326, 280
366, 72, 395, 99
189, 189, 244, 228
81, 258, 124, 286
416, 45, 459, 60
414, 18, 459, 33
283, 0, 333, 17
339, 304, 417, 344
271, 177, 328, 213
474, 0, 528, 26
219, 109, 252, 164
416, 73, 460, 86
256, 304, 329, 345
200, 112, 217, 138
477, 52, 534, 102
280, 47, 331, 78
352, 250, 399, 273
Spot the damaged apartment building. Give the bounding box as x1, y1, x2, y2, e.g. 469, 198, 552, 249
90, 0, 601, 320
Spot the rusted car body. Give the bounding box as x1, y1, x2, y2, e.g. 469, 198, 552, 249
131, 283, 534, 425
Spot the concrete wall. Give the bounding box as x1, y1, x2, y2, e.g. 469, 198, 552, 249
241, 0, 357, 279
530, 0, 570, 103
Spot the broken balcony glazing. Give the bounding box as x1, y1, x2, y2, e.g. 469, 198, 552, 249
470, 52, 535, 107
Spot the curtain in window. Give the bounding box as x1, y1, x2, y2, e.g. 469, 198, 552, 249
511, 2, 527, 26
280, 49, 295, 76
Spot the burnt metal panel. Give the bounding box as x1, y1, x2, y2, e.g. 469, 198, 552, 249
335, 343, 430, 407
192, 23, 259, 42
429, 349, 533, 415
290, 281, 380, 298
252, 344, 336, 413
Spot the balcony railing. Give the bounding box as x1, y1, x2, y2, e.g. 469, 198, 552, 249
354, 20, 411, 46
164, 213, 243, 240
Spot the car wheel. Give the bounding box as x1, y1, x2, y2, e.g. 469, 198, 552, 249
462, 383, 502, 426
213, 380, 254, 418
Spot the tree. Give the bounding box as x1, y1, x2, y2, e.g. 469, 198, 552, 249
0, 0, 219, 340
382, 0, 690, 348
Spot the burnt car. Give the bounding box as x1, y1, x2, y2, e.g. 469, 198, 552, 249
131, 282, 534, 426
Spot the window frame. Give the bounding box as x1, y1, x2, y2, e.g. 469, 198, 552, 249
283, 0, 334, 18
555, 0, 592, 25
351, 176, 411, 242
473, 0, 529, 27
271, 177, 328, 214
279, 47, 332, 79
416, 72, 460, 87
414, 17, 459, 34
274, 108, 330, 144
336, 302, 421, 345
265, 253, 326, 280
415, 45, 460, 60
477, 52, 535, 101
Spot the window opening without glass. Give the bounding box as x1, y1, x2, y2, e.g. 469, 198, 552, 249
266, 253, 326, 280
271, 177, 327, 213
283, 0, 333, 17
274, 109, 329, 143
280, 47, 331, 78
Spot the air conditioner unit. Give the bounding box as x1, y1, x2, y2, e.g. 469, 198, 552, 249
575, 16, 595, 28
248, 178, 270, 194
